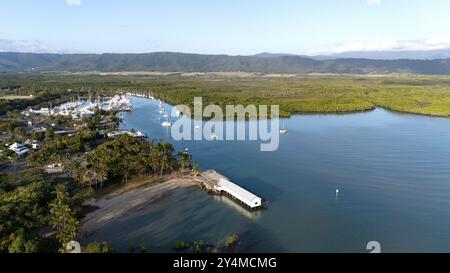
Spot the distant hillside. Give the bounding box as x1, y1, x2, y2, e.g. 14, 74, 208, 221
1, 51, 450, 75
315, 49, 450, 60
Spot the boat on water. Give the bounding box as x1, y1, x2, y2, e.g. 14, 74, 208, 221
279, 120, 288, 135
161, 112, 172, 126
161, 121, 172, 127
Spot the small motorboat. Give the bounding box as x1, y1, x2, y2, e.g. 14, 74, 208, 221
161, 121, 172, 127
279, 120, 288, 135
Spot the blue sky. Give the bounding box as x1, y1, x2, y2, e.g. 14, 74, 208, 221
1, 0, 450, 55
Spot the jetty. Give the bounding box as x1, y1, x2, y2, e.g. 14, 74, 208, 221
198, 170, 266, 210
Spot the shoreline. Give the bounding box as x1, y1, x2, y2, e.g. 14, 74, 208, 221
80, 174, 199, 238
130, 94, 450, 120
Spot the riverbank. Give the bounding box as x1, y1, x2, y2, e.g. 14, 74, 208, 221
3, 73, 450, 118
81, 174, 199, 238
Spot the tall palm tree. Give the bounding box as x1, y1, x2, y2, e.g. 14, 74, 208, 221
159, 155, 172, 175
178, 152, 192, 171
109, 110, 122, 130
158, 143, 175, 157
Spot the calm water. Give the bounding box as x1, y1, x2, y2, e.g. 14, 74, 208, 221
86, 96, 450, 253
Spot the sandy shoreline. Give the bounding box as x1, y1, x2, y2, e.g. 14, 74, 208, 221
81, 175, 199, 237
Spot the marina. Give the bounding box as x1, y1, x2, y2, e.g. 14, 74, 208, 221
22, 95, 132, 119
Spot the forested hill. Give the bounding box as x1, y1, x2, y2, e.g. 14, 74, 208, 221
2, 51, 450, 75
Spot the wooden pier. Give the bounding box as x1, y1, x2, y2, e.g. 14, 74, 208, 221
197, 170, 266, 210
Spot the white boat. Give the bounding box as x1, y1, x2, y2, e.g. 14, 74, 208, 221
134, 131, 147, 138
195, 125, 201, 130
279, 120, 288, 135
162, 113, 169, 118
161, 121, 172, 127
211, 133, 218, 140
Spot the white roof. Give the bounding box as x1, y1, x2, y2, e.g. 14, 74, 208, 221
217, 179, 261, 203
9, 143, 24, 150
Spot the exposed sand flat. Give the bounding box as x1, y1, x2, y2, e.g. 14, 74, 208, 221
81, 177, 198, 237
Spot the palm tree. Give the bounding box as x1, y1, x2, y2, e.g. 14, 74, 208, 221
191, 167, 201, 177
49, 185, 79, 249
158, 143, 175, 157
159, 155, 172, 175
144, 147, 160, 176
178, 152, 193, 171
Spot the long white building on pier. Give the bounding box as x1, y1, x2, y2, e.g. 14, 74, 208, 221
214, 178, 262, 209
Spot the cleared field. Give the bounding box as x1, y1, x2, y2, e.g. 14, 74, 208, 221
0, 95, 33, 100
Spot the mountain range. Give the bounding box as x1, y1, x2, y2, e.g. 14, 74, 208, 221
2, 51, 450, 75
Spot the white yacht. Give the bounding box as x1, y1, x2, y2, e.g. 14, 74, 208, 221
279, 120, 288, 135
161, 121, 172, 127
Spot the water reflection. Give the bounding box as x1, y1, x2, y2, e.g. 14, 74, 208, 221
213, 195, 262, 220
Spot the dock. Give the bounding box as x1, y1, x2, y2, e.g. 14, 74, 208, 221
198, 170, 266, 210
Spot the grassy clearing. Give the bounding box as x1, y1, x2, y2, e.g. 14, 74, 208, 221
0, 95, 33, 100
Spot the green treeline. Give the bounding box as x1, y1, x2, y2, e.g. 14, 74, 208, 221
2, 73, 450, 117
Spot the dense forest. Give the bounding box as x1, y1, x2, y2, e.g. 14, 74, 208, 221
2, 52, 450, 75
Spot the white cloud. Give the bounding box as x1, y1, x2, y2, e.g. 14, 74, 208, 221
0, 39, 48, 53
306, 37, 450, 55
366, 0, 382, 6
0, 38, 74, 53
66, 0, 81, 6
